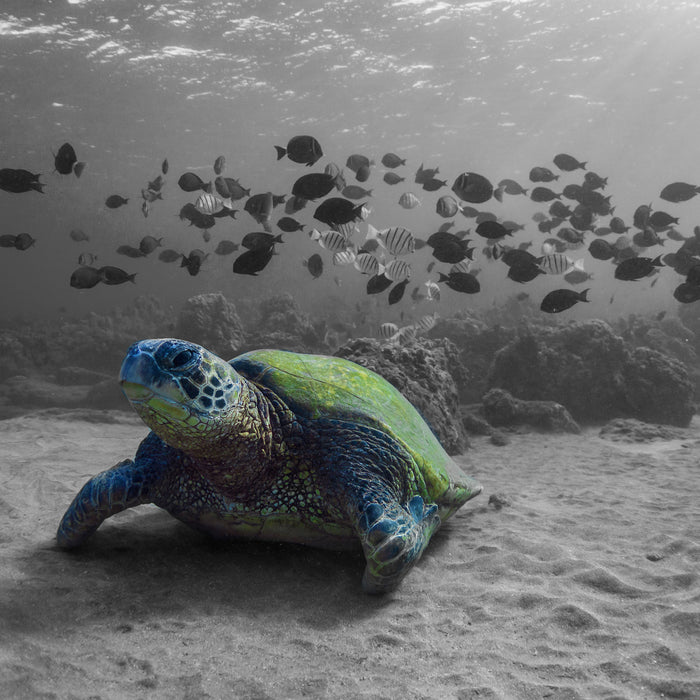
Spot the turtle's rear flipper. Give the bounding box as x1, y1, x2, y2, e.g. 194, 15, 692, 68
358, 495, 441, 594
56, 459, 153, 548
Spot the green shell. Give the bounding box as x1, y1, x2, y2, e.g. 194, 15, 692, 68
231, 349, 476, 512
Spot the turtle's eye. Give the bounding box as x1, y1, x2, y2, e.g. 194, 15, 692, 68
165, 348, 196, 370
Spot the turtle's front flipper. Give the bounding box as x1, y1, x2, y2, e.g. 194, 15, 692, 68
57, 454, 161, 548
357, 495, 441, 594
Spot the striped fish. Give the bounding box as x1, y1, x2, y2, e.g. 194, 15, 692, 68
537, 253, 585, 275
413, 313, 439, 334
383, 258, 412, 282
450, 260, 474, 275
398, 192, 421, 209
353, 251, 380, 276
309, 229, 349, 253
334, 221, 359, 238
379, 322, 399, 340
195, 192, 231, 215
425, 280, 441, 302
333, 246, 357, 266
366, 225, 415, 256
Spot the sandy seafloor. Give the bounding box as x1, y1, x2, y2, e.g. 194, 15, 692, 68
0, 409, 698, 700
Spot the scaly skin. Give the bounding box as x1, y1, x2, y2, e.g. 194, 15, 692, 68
57, 339, 481, 593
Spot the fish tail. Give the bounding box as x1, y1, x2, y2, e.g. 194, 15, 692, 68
579, 288, 590, 302
31, 182, 45, 193
573, 258, 585, 272
309, 228, 321, 241
581, 162, 588, 170
437, 273, 449, 283
128, 274, 137, 284
274, 146, 286, 160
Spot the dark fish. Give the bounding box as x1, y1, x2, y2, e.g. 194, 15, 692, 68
632, 204, 653, 229
366, 273, 393, 294
292, 173, 337, 200
99, 265, 136, 285
422, 178, 447, 192
673, 282, 700, 303
549, 200, 572, 218
116, 245, 145, 258
501, 248, 537, 268
436, 195, 460, 218
313, 197, 365, 227
562, 183, 584, 201
529, 166, 559, 182
342, 185, 372, 200
14, 232, 36, 250
588, 238, 616, 261
584, 171, 608, 190
649, 211, 679, 229
0, 234, 17, 248
355, 164, 371, 182
285, 195, 308, 214
438, 271, 480, 294
507, 261, 545, 283
54, 142, 78, 175
609, 216, 629, 233
213, 240, 239, 256
179, 203, 216, 230
73, 162, 86, 178
244, 192, 284, 231
540, 288, 590, 313
241, 231, 283, 250
181, 249, 207, 276
415, 163, 440, 184
105, 194, 128, 209
568, 206, 595, 232
275, 135, 323, 166
475, 220, 512, 240
223, 177, 250, 200
158, 248, 182, 263
139, 235, 163, 254
383, 172, 405, 185
0, 168, 44, 193
451, 172, 493, 203
214, 176, 232, 198
633, 227, 663, 248
614, 255, 664, 281
276, 216, 305, 232
148, 174, 165, 192
233, 246, 273, 275
686, 264, 700, 287
177, 172, 209, 192
69, 228, 89, 242
346, 154, 372, 173
553, 154, 586, 171
427, 231, 473, 263
530, 187, 560, 202
557, 227, 587, 246
304, 252, 323, 279
659, 182, 700, 203
388, 278, 410, 305
70, 266, 103, 289
498, 179, 528, 196
213, 155, 226, 175
161, 158, 169, 175
381, 153, 405, 168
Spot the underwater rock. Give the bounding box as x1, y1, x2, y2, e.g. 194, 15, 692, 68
461, 407, 494, 436
599, 418, 690, 443
175, 292, 246, 359
334, 337, 469, 455
488, 319, 695, 427
0, 375, 90, 409
482, 388, 581, 433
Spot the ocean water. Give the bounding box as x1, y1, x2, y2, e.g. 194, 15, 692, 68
2, 0, 700, 325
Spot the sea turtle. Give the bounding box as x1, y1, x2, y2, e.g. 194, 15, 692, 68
57, 339, 482, 593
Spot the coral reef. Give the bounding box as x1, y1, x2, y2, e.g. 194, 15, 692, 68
481, 388, 581, 433
488, 320, 695, 427
334, 337, 469, 455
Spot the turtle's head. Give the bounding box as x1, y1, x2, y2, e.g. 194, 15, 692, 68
120, 339, 243, 455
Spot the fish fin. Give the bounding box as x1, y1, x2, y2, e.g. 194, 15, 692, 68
541, 242, 555, 255
309, 228, 321, 241
364, 223, 380, 242
573, 258, 585, 272
274, 146, 286, 160
579, 288, 590, 302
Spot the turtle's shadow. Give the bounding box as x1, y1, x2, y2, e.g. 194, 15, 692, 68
8, 507, 452, 634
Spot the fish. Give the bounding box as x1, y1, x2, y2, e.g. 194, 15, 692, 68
540, 288, 590, 313
241, 232, 283, 250
139, 235, 163, 255
673, 282, 700, 303
0, 234, 18, 248
69, 228, 89, 242
507, 261, 545, 283
529, 166, 559, 182
333, 247, 357, 266
195, 192, 232, 215
609, 216, 629, 233
437, 271, 480, 294
530, 187, 560, 202
303, 252, 324, 279
436, 195, 460, 218
413, 313, 438, 334
424, 279, 441, 301
355, 164, 371, 182
148, 175, 165, 192
141, 188, 163, 203
310, 229, 349, 253
141, 201, 150, 218
415, 163, 440, 184
181, 249, 207, 276
588, 238, 616, 261
70, 266, 103, 289
342, 185, 373, 199
105, 194, 128, 209
553, 153, 587, 171
161, 158, 169, 175
276, 216, 305, 232
537, 253, 585, 275
451, 172, 493, 203
313, 198, 364, 227
549, 201, 572, 219
475, 220, 512, 240
346, 154, 372, 173
498, 179, 528, 196
13, 232, 36, 250
0, 168, 44, 193
158, 248, 183, 262
365, 225, 415, 256
292, 172, 338, 200
427, 231, 473, 263
501, 248, 538, 268
614, 255, 664, 281
99, 265, 136, 285
245, 192, 283, 231
659, 182, 700, 203
213, 155, 226, 175
177, 172, 209, 192
563, 269, 593, 285
53, 142, 82, 175
388, 279, 410, 305
383, 172, 405, 185
383, 259, 412, 282
73, 162, 86, 178
116, 245, 146, 258
649, 211, 679, 229
381, 153, 406, 168
398, 192, 421, 209
275, 135, 323, 166
223, 177, 250, 200
78, 252, 97, 266
379, 322, 400, 340
353, 251, 380, 276
366, 273, 393, 294
422, 178, 447, 192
